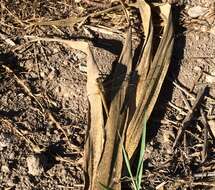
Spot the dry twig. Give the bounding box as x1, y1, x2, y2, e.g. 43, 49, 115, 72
0, 119, 43, 153
173, 87, 206, 148
1, 65, 80, 153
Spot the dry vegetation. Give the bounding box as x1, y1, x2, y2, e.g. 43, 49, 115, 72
0, 0, 215, 190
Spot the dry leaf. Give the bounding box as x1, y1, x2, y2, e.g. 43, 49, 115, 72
84, 1, 174, 189
93, 27, 132, 190
125, 1, 174, 159
25, 1, 174, 189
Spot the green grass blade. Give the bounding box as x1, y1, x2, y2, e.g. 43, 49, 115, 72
122, 143, 138, 190
136, 116, 147, 189
118, 131, 138, 190
99, 183, 114, 190
137, 161, 144, 189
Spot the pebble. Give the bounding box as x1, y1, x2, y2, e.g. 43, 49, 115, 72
24, 59, 34, 71
1, 165, 10, 173
205, 71, 215, 83
47, 70, 55, 80
193, 66, 202, 73
0, 134, 12, 150
7, 180, 15, 187
40, 71, 46, 78
187, 6, 208, 18
9, 152, 15, 160
26, 154, 44, 176
0, 141, 7, 151
79, 63, 87, 73
176, 114, 184, 121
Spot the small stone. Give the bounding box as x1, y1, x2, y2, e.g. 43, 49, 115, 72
200, 25, 209, 33
52, 48, 59, 53
9, 153, 15, 160
26, 154, 44, 176
0, 141, 7, 151
47, 70, 55, 80
79, 63, 87, 73
187, 6, 208, 18
193, 66, 202, 72
176, 114, 184, 121
76, 134, 83, 144
24, 59, 34, 71
5, 38, 16, 46
1, 165, 10, 173
40, 71, 45, 78
7, 180, 15, 187
30, 72, 38, 79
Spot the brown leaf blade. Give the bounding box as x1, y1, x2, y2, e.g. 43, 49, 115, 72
29, 2, 175, 189
84, 45, 106, 190
125, 2, 174, 159
33, 16, 83, 27
92, 28, 133, 190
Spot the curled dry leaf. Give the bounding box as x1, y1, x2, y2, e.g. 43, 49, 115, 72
85, 1, 174, 189
25, 0, 174, 189
83, 1, 174, 189
93, 27, 133, 190
125, 1, 174, 159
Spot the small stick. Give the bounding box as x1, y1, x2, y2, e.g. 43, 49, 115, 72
200, 108, 215, 144
198, 163, 215, 172
160, 118, 179, 125
55, 155, 82, 164
191, 182, 215, 187
171, 78, 215, 103
84, 24, 124, 36
172, 80, 196, 100
47, 112, 80, 152
2, 65, 80, 152
1, 4, 25, 26
168, 102, 187, 115
179, 90, 192, 111
207, 115, 215, 119
200, 109, 208, 163
0, 119, 43, 153
33, 4, 123, 27
193, 172, 215, 178
183, 132, 188, 156
155, 181, 167, 190
0, 32, 16, 46
2, 65, 44, 112
185, 130, 203, 142
83, 0, 112, 8
173, 86, 206, 149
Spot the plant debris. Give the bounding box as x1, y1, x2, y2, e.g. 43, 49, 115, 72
0, 0, 215, 189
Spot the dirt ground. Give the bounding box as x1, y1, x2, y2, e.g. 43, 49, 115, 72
0, 0, 214, 190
